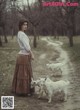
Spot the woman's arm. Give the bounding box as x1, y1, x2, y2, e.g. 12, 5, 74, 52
18, 33, 34, 60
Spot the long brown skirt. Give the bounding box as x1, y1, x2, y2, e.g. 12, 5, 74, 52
11, 54, 34, 96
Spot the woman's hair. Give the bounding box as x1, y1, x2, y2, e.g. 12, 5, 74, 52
18, 19, 28, 30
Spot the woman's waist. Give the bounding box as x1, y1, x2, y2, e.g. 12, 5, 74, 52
18, 50, 30, 55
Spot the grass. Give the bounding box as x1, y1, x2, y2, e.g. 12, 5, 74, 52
0, 36, 59, 96
0, 37, 80, 90
57, 36, 80, 77
61, 36, 80, 64
0, 36, 80, 109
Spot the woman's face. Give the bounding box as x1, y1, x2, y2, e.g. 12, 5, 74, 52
21, 22, 28, 31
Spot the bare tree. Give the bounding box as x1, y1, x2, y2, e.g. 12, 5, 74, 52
61, 0, 80, 46
0, 0, 8, 45
15, 0, 44, 48
42, 0, 80, 46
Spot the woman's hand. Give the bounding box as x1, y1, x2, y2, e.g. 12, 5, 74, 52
29, 50, 34, 60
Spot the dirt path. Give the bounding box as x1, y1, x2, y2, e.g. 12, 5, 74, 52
0, 37, 80, 110
41, 37, 80, 110
41, 37, 73, 78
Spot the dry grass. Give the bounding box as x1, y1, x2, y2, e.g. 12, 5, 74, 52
0, 36, 80, 110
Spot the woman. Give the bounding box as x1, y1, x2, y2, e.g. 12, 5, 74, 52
11, 19, 34, 96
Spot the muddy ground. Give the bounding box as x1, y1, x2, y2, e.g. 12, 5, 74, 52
0, 36, 80, 110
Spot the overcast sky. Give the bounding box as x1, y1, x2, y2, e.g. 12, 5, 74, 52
17, 0, 36, 7
22, 0, 36, 4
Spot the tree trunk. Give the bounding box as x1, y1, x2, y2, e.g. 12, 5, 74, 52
57, 36, 59, 40
3, 27, 8, 43
33, 26, 37, 48
4, 34, 8, 43
67, 26, 74, 47
4, 30, 8, 43
69, 36, 73, 47
0, 36, 2, 46
68, 12, 75, 47
54, 36, 57, 39
38, 35, 39, 40
11, 29, 14, 39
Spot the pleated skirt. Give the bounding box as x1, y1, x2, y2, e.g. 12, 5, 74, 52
11, 54, 34, 96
